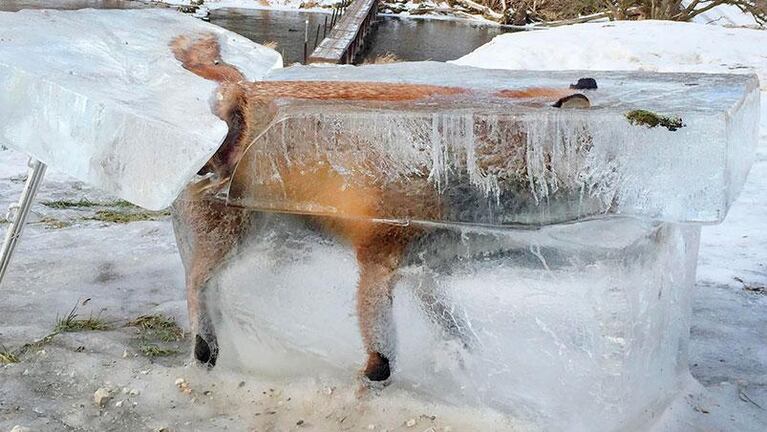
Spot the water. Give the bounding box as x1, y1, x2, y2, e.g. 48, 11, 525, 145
0, 1, 512, 65
209, 9, 512, 64
366, 15, 511, 62
208, 8, 331, 66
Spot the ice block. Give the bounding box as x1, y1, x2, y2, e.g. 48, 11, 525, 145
228, 63, 760, 225
0, 9, 282, 210
210, 215, 701, 431
195, 63, 760, 430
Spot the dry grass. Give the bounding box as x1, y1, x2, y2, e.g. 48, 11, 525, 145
300, 1, 321, 8
88, 209, 170, 224
734, 277, 767, 295
364, 52, 401, 64
0, 347, 19, 365
139, 344, 179, 358
129, 314, 185, 358
510, 0, 604, 22
498, 0, 766, 24
128, 315, 185, 342
262, 40, 279, 50
54, 304, 112, 333
38, 217, 71, 230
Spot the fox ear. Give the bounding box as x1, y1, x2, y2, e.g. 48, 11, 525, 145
569, 78, 598, 90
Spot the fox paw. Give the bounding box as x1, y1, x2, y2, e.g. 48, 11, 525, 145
194, 334, 218, 368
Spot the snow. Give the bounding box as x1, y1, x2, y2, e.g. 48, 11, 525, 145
0, 8, 281, 211
454, 21, 767, 83
683, 0, 763, 27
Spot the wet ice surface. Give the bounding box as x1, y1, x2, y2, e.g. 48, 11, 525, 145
234, 64, 760, 225
1, 140, 766, 431
0, 8, 282, 211
210, 214, 701, 430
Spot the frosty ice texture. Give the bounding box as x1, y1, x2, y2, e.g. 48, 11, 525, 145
198, 64, 760, 430
228, 63, 760, 225
0, 9, 282, 210
209, 215, 700, 431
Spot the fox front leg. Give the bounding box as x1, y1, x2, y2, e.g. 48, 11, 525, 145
172, 193, 250, 367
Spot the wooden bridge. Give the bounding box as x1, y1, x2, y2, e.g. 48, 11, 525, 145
308, 0, 379, 64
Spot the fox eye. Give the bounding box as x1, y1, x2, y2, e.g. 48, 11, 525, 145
213, 59, 220, 65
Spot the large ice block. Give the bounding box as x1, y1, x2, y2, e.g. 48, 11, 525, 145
0, 9, 282, 210
227, 63, 759, 225
209, 215, 700, 431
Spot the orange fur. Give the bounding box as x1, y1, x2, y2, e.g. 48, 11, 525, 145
170, 33, 581, 380
496, 87, 577, 99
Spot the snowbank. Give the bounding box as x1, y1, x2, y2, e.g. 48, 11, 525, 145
454, 20, 767, 82
453, 20, 767, 132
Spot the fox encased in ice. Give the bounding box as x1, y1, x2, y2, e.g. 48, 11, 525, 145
169, 33, 591, 383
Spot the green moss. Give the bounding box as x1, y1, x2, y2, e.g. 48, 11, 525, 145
625, 110, 684, 131
42, 198, 138, 209
139, 344, 179, 358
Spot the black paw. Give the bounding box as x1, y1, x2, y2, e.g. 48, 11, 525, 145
570, 77, 598, 90
364, 352, 391, 382
194, 334, 218, 368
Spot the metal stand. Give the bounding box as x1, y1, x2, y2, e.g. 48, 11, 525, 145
0, 158, 47, 286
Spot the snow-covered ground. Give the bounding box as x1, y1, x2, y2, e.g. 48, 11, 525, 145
1, 19, 767, 432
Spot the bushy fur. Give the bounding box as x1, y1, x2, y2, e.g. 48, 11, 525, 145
169, 33, 582, 382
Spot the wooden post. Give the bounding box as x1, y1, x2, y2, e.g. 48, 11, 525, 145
303, 19, 309, 64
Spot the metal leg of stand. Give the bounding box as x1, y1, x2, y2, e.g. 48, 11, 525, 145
0, 158, 47, 287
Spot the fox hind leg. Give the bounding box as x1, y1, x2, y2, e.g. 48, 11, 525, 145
414, 271, 477, 350
355, 227, 414, 382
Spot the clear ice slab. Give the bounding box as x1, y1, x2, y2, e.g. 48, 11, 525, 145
0, 9, 282, 210
228, 63, 760, 225
211, 215, 701, 431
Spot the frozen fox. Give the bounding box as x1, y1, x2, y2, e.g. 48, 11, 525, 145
169, 33, 591, 383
